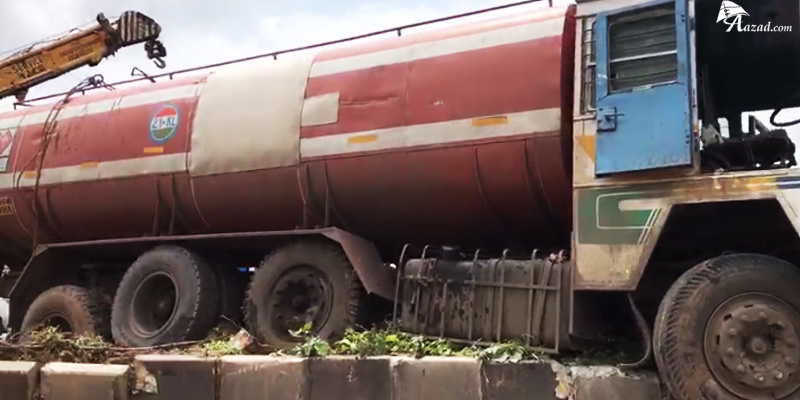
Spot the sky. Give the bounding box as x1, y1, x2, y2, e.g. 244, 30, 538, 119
1, 0, 799, 149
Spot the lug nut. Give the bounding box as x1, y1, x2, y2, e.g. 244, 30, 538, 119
741, 314, 751, 322
759, 311, 768, 321
729, 328, 738, 337
787, 358, 795, 366
757, 374, 765, 383
775, 371, 784, 380
777, 320, 786, 328
726, 347, 735, 356
737, 365, 746, 373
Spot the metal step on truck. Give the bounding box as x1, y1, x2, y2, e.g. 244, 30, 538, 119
1, 0, 799, 399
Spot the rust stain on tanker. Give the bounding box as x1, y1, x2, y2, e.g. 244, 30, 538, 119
0, 197, 15, 216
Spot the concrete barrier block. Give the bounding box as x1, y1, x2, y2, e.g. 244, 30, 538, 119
131, 355, 217, 400
391, 357, 482, 400
309, 356, 391, 400
41, 363, 129, 400
572, 368, 662, 400
482, 361, 557, 400
219, 356, 308, 400
549, 364, 663, 400
0, 361, 41, 400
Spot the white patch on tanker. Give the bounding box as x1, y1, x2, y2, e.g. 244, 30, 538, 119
188, 53, 315, 176
309, 17, 565, 78
3, 153, 187, 189
301, 93, 340, 127
576, 0, 654, 17
0, 84, 200, 128
0, 117, 24, 130
299, 107, 561, 158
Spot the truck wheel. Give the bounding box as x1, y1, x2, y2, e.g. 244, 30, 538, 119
654, 253, 800, 400
21, 285, 110, 339
111, 246, 219, 347
244, 241, 365, 348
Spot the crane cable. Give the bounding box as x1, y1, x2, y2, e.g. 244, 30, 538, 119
770, 90, 800, 127
15, 75, 114, 248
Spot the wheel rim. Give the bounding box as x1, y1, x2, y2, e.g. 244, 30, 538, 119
267, 265, 333, 341
704, 292, 800, 399
130, 271, 178, 338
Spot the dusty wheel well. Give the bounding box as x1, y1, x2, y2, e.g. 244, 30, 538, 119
8, 228, 393, 332
634, 198, 800, 324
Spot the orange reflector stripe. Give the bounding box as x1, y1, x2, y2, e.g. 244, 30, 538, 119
348, 134, 378, 144
144, 147, 165, 154
472, 116, 508, 127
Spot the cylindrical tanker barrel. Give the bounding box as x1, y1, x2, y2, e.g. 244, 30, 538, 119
0, 4, 575, 265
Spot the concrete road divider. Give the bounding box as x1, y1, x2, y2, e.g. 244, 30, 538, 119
482, 361, 558, 400
569, 367, 663, 400
40, 363, 129, 400
0, 356, 666, 399
131, 355, 217, 400
392, 357, 482, 400
218, 356, 308, 400
0, 361, 41, 400
308, 356, 391, 400
551, 364, 664, 400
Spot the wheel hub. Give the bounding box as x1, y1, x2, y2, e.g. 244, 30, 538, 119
43, 313, 73, 333
705, 293, 800, 399
130, 272, 178, 338
269, 265, 332, 340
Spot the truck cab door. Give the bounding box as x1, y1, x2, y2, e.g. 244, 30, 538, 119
594, 0, 696, 175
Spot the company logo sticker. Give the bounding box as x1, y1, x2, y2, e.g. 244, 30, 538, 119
717, 1, 793, 32
149, 104, 180, 144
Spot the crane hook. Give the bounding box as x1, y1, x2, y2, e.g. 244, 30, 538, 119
145, 39, 167, 69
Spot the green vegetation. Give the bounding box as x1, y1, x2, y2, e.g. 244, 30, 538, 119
280, 324, 545, 362
0, 323, 637, 366
0, 326, 125, 364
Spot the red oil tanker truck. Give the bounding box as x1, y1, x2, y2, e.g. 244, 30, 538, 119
4, 0, 800, 399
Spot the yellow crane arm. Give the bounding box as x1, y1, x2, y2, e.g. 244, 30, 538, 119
0, 11, 167, 102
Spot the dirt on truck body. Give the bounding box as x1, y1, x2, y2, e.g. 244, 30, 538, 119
2, 0, 800, 399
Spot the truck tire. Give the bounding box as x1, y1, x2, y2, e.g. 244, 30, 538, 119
111, 245, 219, 347
244, 241, 365, 348
654, 253, 800, 400
21, 285, 110, 339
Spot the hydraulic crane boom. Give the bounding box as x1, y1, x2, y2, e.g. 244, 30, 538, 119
0, 11, 167, 102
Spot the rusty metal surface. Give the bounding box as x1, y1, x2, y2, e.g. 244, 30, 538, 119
322, 229, 394, 300
0, 4, 574, 268
394, 247, 571, 352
